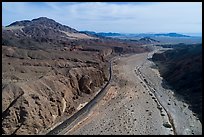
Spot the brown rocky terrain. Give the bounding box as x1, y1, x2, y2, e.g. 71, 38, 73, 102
2, 45, 109, 135
152, 44, 202, 123
2, 17, 149, 135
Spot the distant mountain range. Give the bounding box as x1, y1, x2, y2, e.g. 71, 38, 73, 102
80, 31, 191, 38
3, 17, 159, 51
154, 33, 190, 37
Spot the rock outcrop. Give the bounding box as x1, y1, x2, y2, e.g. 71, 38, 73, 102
2, 44, 109, 135
2, 65, 108, 135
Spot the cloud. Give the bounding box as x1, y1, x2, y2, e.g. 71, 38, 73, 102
2, 2, 202, 33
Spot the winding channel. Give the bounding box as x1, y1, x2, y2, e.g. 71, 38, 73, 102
135, 50, 176, 135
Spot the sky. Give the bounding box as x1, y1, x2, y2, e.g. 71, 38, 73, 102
2, 2, 202, 34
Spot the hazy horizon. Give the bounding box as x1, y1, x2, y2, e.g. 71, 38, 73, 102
2, 2, 202, 34
79, 30, 202, 37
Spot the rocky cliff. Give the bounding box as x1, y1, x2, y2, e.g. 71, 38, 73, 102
2, 46, 109, 135
152, 44, 202, 123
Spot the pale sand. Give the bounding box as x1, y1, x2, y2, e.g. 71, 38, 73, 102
76, 102, 88, 110
61, 31, 97, 39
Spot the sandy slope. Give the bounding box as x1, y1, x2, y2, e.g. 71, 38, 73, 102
64, 47, 202, 135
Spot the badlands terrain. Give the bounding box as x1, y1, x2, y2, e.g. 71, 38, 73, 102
2, 17, 202, 135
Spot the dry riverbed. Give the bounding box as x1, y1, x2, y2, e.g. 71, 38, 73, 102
64, 47, 202, 135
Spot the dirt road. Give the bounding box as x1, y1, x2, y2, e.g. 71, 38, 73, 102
64, 47, 202, 135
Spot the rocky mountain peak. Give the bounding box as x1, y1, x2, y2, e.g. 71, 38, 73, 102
31, 17, 55, 22
7, 20, 31, 27
7, 17, 78, 33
